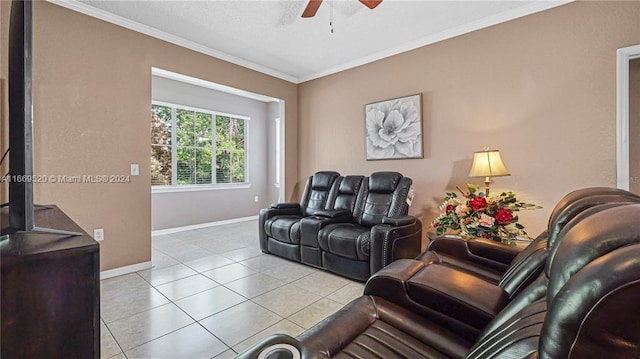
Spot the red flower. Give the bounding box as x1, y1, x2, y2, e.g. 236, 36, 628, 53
495, 208, 514, 224
446, 204, 454, 214
469, 197, 487, 211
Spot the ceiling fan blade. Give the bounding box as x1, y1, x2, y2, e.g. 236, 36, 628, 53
302, 0, 323, 18
359, 0, 382, 10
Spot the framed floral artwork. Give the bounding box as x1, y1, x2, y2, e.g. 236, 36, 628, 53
365, 94, 423, 160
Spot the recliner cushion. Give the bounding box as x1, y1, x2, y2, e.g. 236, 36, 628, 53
266, 216, 302, 244
368, 172, 402, 193
332, 176, 364, 212
360, 193, 394, 227
298, 295, 472, 359
302, 171, 340, 216
305, 189, 331, 216
406, 264, 509, 329
318, 224, 371, 261
546, 203, 640, 300
357, 172, 409, 227
311, 171, 340, 190
417, 251, 503, 284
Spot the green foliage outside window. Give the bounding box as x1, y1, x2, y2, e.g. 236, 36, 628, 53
151, 105, 172, 186
216, 115, 245, 183
175, 109, 213, 185
151, 104, 246, 186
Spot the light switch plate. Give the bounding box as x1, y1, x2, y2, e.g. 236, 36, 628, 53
131, 164, 139, 176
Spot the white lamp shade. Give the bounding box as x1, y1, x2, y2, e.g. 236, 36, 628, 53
469, 149, 510, 178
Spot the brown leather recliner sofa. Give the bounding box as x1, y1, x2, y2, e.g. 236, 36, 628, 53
259, 171, 423, 281
416, 187, 640, 300
239, 188, 640, 359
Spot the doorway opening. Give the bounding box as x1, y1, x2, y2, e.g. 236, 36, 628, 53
150, 68, 285, 231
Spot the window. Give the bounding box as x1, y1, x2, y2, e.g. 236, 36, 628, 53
151, 102, 247, 187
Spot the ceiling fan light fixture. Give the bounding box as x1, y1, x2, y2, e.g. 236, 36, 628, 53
301, 0, 382, 18
302, 0, 323, 18
359, 0, 383, 10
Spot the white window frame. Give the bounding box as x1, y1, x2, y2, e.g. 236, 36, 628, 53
617, 44, 640, 190
151, 100, 250, 193
274, 117, 281, 188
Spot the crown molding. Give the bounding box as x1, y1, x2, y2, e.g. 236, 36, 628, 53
46, 0, 299, 84
297, 0, 574, 83
48, 0, 572, 85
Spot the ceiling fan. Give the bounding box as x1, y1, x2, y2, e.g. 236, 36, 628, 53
301, 0, 383, 18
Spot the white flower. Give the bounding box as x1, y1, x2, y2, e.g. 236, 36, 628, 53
455, 204, 471, 216
479, 213, 495, 227
366, 98, 421, 158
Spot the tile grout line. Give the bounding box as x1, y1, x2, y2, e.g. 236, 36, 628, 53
195, 300, 282, 349
117, 271, 233, 355
135, 256, 282, 352
101, 317, 127, 358
102, 219, 363, 359
106, 267, 230, 354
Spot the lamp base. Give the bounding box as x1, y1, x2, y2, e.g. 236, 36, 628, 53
484, 177, 491, 196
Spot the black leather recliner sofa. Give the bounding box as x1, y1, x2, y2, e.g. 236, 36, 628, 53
240, 188, 640, 358
260, 171, 341, 262
259, 171, 423, 281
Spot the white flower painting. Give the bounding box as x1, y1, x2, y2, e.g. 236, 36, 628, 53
365, 94, 423, 160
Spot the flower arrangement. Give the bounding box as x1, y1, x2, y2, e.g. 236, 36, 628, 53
431, 184, 541, 243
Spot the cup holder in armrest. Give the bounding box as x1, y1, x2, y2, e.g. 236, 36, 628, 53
257, 344, 301, 359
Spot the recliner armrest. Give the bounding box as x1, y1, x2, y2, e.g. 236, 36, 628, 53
367, 260, 509, 331
382, 215, 416, 226
311, 209, 351, 218
368, 258, 426, 284
235, 333, 328, 359
467, 238, 522, 264
406, 264, 509, 329
427, 236, 515, 273
270, 202, 301, 210
369, 220, 423, 274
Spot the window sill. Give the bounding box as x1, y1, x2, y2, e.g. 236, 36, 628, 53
152, 183, 251, 194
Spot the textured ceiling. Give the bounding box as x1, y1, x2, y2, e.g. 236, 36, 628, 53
60, 0, 570, 83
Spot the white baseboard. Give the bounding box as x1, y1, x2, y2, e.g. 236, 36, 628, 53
102, 217, 257, 280
100, 261, 153, 280
151, 215, 258, 236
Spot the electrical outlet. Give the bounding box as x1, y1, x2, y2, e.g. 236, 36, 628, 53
254, 196, 259, 202
130, 164, 139, 176
93, 228, 104, 241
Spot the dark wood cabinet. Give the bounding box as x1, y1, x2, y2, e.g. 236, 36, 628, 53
1, 206, 100, 358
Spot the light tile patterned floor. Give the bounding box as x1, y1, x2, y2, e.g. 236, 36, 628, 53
100, 219, 364, 359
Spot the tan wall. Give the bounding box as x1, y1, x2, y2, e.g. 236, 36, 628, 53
3, 1, 639, 269
298, 1, 640, 238
0, 1, 298, 270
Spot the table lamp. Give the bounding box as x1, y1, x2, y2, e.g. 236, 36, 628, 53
469, 147, 510, 195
